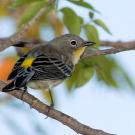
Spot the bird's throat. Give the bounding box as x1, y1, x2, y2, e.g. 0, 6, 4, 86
72, 47, 85, 64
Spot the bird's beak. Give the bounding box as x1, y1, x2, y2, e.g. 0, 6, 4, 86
83, 41, 96, 46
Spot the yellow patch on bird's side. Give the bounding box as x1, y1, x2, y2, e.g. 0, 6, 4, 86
21, 57, 35, 68
72, 47, 85, 64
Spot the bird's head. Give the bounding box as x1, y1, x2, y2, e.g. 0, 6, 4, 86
50, 34, 96, 64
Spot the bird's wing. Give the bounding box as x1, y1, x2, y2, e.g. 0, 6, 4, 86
3, 45, 73, 91
7, 52, 30, 80
12, 40, 44, 47
31, 53, 73, 80
12, 41, 33, 47
8, 45, 73, 80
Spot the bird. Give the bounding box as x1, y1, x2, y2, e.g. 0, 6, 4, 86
2, 34, 95, 105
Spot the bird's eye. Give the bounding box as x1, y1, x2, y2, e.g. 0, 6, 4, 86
70, 40, 77, 46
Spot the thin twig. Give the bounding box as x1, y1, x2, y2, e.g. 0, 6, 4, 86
82, 46, 135, 58
0, 0, 55, 51
100, 40, 135, 48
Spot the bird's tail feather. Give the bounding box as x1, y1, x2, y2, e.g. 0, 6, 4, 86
3, 68, 35, 92
2, 80, 27, 92
2, 81, 17, 92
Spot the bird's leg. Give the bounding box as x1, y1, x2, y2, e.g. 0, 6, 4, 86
30, 98, 38, 109
48, 88, 54, 107
20, 86, 27, 100
30, 89, 54, 111
44, 88, 54, 119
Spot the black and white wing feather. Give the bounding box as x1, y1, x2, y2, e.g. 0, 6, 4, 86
31, 54, 73, 80
2, 45, 73, 92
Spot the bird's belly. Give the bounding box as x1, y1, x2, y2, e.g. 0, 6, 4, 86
27, 80, 63, 90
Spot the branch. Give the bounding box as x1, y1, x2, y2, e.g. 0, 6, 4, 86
100, 40, 135, 48
0, 0, 55, 51
0, 81, 113, 135
82, 40, 135, 58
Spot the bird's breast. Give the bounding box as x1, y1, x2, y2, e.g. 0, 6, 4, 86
28, 79, 63, 90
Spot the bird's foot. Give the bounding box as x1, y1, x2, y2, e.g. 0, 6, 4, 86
20, 86, 27, 100
44, 103, 54, 119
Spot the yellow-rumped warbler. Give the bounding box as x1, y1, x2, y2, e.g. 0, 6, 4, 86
2, 34, 95, 104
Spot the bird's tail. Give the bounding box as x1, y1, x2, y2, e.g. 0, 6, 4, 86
12, 41, 32, 47
2, 81, 27, 92
2, 68, 35, 92
2, 81, 17, 92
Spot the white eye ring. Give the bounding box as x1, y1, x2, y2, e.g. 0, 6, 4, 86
70, 40, 77, 46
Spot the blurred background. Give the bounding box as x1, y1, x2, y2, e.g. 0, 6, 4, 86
0, 0, 135, 135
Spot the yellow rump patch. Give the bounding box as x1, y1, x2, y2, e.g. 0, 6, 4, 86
21, 57, 35, 68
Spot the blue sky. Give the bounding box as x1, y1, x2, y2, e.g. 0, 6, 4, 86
0, 0, 135, 135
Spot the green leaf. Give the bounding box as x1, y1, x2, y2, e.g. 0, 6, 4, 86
114, 62, 135, 89
75, 66, 94, 88
91, 56, 134, 89
122, 72, 135, 89
89, 57, 115, 87
78, 16, 84, 25
67, 0, 98, 12
83, 24, 99, 46
66, 59, 94, 90
90, 56, 120, 88
11, 0, 44, 8
89, 12, 94, 19
18, 1, 47, 27
94, 19, 111, 34
60, 7, 82, 35
66, 55, 134, 91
